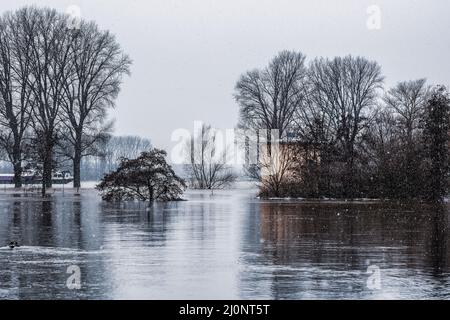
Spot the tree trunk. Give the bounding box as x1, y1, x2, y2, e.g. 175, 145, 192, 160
13, 159, 22, 188
343, 143, 355, 199
149, 185, 154, 202
43, 143, 53, 189
41, 179, 46, 196
73, 147, 82, 189
72, 130, 83, 189
12, 141, 22, 188
12, 131, 22, 188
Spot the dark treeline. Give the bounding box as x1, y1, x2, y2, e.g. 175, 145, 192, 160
0, 6, 131, 192
235, 51, 450, 201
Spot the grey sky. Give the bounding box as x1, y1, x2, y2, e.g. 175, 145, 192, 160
1, 0, 450, 150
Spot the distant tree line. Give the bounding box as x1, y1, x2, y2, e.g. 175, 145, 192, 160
81, 135, 152, 181
0, 135, 152, 180
235, 51, 450, 201
0, 6, 131, 193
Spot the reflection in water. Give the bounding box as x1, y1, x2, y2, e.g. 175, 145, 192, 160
0, 190, 449, 299
243, 201, 450, 299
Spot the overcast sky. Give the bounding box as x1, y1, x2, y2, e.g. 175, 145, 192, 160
1, 0, 450, 150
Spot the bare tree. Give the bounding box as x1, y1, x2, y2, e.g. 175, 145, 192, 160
292, 82, 338, 195
21, 7, 74, 192
361, 109, 402, 197
235, 50, 307, 182
0, 10, 34, 187
185, 124, 237, 191
381, 79, 430, 196
308, 56, 384, 197
384, 79, 429, 144
59, 21, 131, 189
234, 50, 307, 138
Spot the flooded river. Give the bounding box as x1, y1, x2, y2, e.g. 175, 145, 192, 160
0, 188, 449, 299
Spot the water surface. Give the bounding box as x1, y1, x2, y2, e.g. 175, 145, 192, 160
0, 188, 449, 299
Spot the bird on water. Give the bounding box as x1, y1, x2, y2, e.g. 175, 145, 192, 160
8, 241, 20, 249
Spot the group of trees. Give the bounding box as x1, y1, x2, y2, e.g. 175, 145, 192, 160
235, 50, 450, 201
0, 6, 131, 192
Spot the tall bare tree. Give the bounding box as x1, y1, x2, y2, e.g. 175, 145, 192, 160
59, 20, 131, 188
291, 81, 340, 195
382, 79, 429, 196
384, 79, 429, 145
308, 56, 384, 197
0, 10, 34, 187
235, 50, 307, 183
21, 7, 74, 192
234, 50, 307, 138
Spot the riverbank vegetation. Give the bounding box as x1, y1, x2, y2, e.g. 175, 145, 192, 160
235, 51, 450, 201
0, 6, 131, 192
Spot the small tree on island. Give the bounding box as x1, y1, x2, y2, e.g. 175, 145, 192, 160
96, 149, 186, 202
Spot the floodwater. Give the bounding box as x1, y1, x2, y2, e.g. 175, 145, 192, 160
0, 187, 449, 300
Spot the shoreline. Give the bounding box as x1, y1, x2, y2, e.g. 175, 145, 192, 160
0, 187, 447, 205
